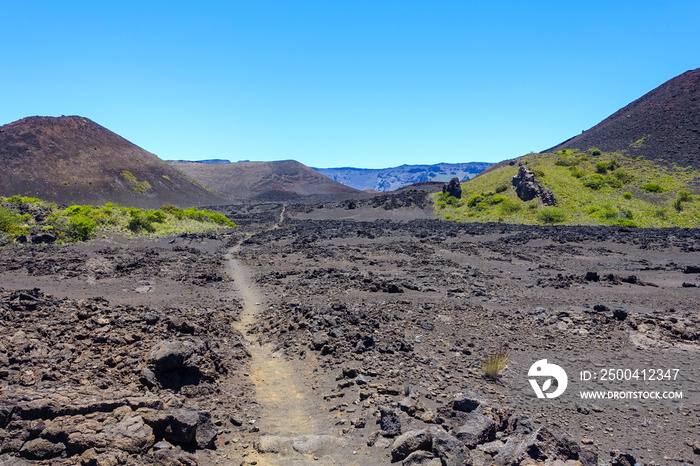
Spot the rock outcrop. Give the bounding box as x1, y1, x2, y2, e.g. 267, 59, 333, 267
511, 164, 557, 206
441, 177, 462, 199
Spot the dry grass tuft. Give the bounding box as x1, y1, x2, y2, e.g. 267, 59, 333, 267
482, 345, 511, 379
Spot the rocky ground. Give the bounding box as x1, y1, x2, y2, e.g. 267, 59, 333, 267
0, 199, 699, 465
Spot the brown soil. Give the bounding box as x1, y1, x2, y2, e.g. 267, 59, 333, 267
0, 116, 230, 208
1, 199, 699, 465
546, 68, 700, 169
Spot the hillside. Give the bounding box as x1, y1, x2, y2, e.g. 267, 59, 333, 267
435, 150, 699, 227
314, 162, 493, 192
439, 67, 700, 227
169, 159, 363, 202
546, 67, 700, 168
0, 116, 229, 208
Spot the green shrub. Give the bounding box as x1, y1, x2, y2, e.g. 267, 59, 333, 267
127, 209, 155, 233
0, 207, 27, 235
613, 169, 634, 184
598, 204, 618, 220
654, 208, 668, 220
595, 162, 609, 174
500, 199, 522, 214
145, 209, 167, 223
163, 205, 185, 219
678, 191, 692, 202
537, 208, 566, 224
590, 148, 602, 156
495, 184, 509, 193
555, 154, 581, 167
615, 219, 638, 228
581, 174, 607, 190
467, 194, 485, 208
606, 177, 623, 189
66, 215, 98, 241
488, 194, 508, 205
673, 199, 683, 212
623, 192, 633, 200
641, 183, 664, 193
6, 195, 42, 205
569, 166, 586, 178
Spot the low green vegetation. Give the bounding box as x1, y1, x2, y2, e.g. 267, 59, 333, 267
0, 196, 236, 244
434, 150, 700, 227
121, 171, 152, 192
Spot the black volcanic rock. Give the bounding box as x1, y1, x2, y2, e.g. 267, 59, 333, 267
442, 177, 462, 199
511, 164, 557, 206
546, 68, 700, 169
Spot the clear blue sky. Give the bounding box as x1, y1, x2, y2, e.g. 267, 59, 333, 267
1, 1, 698, 169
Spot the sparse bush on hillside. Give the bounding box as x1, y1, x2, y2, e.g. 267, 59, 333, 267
673, 191, 694, 212
436, 192, 459, 205
677, 190, 692, 202
500, 199, 521, 214
623, 192, 633, 200
555, 153, 582, 167
466, 194, 485, 208
613, 169, 634, 184
0, 207, 27, 236
590, 148, 602, 156
569, 166, 586, 178
495, 184, 509, 193
537, 207, 566, 224
581, 174, 607, 190
595, 162, 609, 174
488, 194, 508, 205
654, 208, 668, 220
641, 183, 664, 193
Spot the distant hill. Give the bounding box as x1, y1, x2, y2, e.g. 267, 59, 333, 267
169, 159, 363, 202
546, 67, 700, 169
314, 162, 493, 192
0, 116, 229, 208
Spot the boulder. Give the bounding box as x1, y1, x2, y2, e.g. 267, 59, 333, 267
163, 408, 217, 449
432, 430, 468, 466
442, 177, 462, 199
379, 406, 402, 437
452, 412, 496, 448
511, 164, 557, 205
496, 423, 582, 464
391, 429, 433, 462
103, 415, 155, 454
451, 391, 486, 413
19, 438, 66, 460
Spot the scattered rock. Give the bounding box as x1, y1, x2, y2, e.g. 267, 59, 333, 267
379, 406, 402, 438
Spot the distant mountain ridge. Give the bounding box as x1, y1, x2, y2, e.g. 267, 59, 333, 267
169, 159, 362, 202
314, 162, 493, 192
